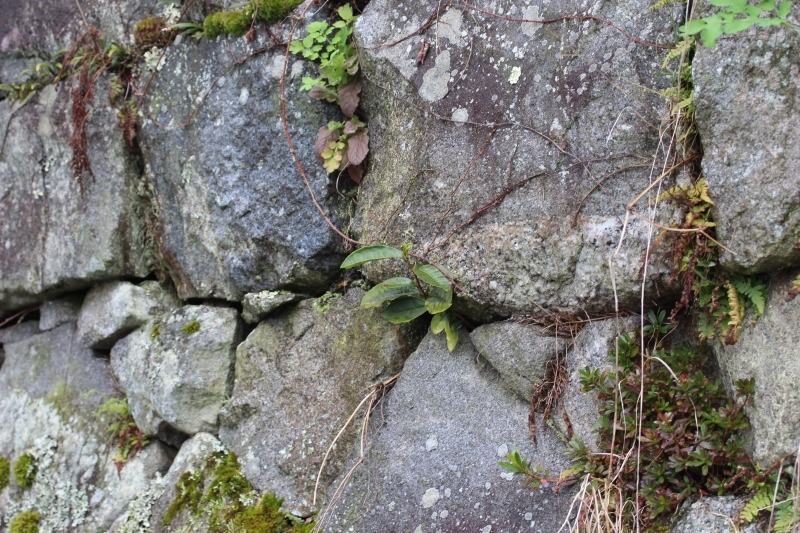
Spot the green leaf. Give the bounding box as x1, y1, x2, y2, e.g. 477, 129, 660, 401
361, 278, 420, 308
758, 0, 776, 9
681, 19, 708, 36
723, 17, 755, 33
424, 286, 453, 314
701, 22, 725, 47
777, 1, 791, 17
443, 313, 461, 351
430, 313, 447, 334
341, 245, 403, 269
337, 4, 354, 22
381, 297, 427, 324
413, 264, 451, 290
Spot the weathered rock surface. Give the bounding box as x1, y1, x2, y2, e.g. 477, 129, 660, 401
241, 289, 307, 324
711, 269, 800, 467
140, 20, 346, 302
0, 77, 149, 311
324, 330, 575, 532
0, 323, 164, 531
219, 289, 422, 516
694, 25, 800, 273
354, 0, 679, 319
556, 315, 640, 450
671, 496, 758, 533
470, 320, 568, 401
111, 305, 242, 444
39, 293, 84, 330
0, 319, 41, 344
77, 280, 180, 349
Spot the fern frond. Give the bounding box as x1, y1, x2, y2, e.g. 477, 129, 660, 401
740, 487, 773, 523
731, 276, 767, 316
774, 500, 800, 533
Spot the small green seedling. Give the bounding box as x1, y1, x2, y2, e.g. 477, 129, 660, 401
340, 245, 461, 350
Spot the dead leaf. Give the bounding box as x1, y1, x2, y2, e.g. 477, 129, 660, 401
338, 81, 361, 117
347, 130, 369, 166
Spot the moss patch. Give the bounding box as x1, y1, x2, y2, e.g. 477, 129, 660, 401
164, 451, 313, 532
253, 0, 303, 23
13, 453, 37, 488
134, 17, 174, 49
203, 10, 251, 39
181, 320, 201, 334
9, 510, 40, 533
0, 455, 10, 492
150, 323, 162, 339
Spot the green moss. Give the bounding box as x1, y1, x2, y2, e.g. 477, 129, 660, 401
312, 292, 341, 312
203, 11, 251, 39
164, 451, 314, 532
253, 0, 303, 23
0, 455, 10, 492
13, 453, 37, 488
134, 17, 173, 49
150, 323, 162, 339
181, 320, 201, 334
9, 511, 40, 533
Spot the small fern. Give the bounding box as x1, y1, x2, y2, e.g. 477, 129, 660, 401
740, 487, 772, 523
731, 274, 767, 316
774, 502, 800, 533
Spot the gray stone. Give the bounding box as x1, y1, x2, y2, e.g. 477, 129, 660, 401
324, 331, 575, 532
111, 305, 242, 443
0, 322, 159, 532
77, 281, 180, 349
0, 77, 149, 312
557, 316, 640, 451
470, 321, 569, 401
0, 320, 41, 344
353, 0, 680, 319
711, 269, 800, 467
671, 496, 759, 533
39, 293, 84, 330
218, 289, 422, 516
92, 441, 174, 531
694, 24, 800, 274
241, 290, 307, 324
139, 20, 346, 302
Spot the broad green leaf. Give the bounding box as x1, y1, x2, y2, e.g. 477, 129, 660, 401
430, 313, 447, 334
758, 0, 776, 9
338, 4, 354, 21
381, 297, 427, 324
341, 245, 403, 269
701, 22, 725, 47
777, 1, 791, 17
361, 278, 420, 308
413, 264, 451, 290
424, 286, 452, 314
443, 313, 461, 351
723, 17, 755, 33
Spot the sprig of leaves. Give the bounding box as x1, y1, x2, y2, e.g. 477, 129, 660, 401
340, 245, 461, 350
314, 117, 369, 183
96, 397, 149, 472
681, 0, 798, 48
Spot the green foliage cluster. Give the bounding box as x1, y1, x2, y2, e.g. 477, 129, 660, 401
181, 320, 201, 334
134, 16, 175, 49
203, 0, 302, 39
0, 455, 9, 492
573, 332, 757, 521
8, 511, 40, 533
499, 448, 554, 489
0, 55, 66, 105
164, 451, 312, 533
657, 178, 767, 343
291, 5, 368, 182
340, 245, 461, 350
96, 398, 149, 469
13, 453, 37, 488
740, 470, 800, 532
681, 0, 798, 48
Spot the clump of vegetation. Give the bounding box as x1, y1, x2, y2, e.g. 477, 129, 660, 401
164, 451, 313, 532
681, 0, 798, 48
134, 16, 175, 49
291, 5, 368, 183
0, 455, 10, 492
150, 323, 163, 339
340, 244, 461, 350
13, 453, 37, 488
252, 0, 304, 23
96, 397, 149, 472
0, 54, 67, 105
739, 460, 800, 532
181, 320, 201, 334
203, 0, 302, 39
8, 511, 40, 533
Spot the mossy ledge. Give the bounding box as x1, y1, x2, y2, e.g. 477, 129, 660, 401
12, 453, 37, 488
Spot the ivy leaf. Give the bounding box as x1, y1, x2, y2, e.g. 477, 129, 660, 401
341, 245, 403, 268
361, 277, 421, 308
338, 81, 361, 117
347, 130, 369, 166
315, 125, 340, 161
382, 296, 427, 323
424, 286, 452, 314
413, 264, 451, 290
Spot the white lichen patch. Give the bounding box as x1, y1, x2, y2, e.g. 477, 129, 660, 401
508, 66, 522, 85
452, 108, 469, 124
419, 51, 451, 102
421, 487, 440, 508
110, 473, 168, 533
437, 9, 464, 46
521, 6, 543, 36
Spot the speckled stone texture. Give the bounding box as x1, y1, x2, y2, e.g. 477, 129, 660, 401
354, 0, 681, 319
323, 331, 575, 532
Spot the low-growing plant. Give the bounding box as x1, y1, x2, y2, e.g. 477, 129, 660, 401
96, 397, 149, 471
291, 5, 368, 183
0, 54, 66, 105
12, 453, 37, 488
8, 511, 40, 533
340, 245, 461, 350
681, 0, 799, 48
740, 458, 800, 532
0, 455, 10, 492
203, 0, 302, 39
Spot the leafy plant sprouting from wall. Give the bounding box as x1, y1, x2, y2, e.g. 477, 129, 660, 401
96, 397, 149, 472
340, 245, 462, 350
681, 0, 799, 48
290, 5, 369, 183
